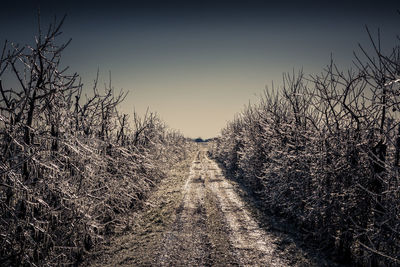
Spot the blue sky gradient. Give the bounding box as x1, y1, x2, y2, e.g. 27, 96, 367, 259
1, 0, 399, 138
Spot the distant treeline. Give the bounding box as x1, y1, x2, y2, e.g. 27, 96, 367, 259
212, 24, 400, 266
193, 137, 216, 143
0, 17, 191, 266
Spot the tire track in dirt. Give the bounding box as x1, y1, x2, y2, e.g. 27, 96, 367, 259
205, 155, 288, 266
157, 148, 289, 266
157, 151, 212, 266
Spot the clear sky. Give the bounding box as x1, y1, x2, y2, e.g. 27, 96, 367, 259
1, 0, 399, 138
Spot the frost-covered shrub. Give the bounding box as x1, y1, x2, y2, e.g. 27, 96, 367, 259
212, 28, 400, 266
0, 17, 190, 266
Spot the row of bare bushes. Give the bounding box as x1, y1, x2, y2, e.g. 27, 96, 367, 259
212, 26, 400, 266
0, 17, 190, 266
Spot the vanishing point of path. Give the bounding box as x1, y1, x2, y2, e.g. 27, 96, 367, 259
89, 145, 336, 266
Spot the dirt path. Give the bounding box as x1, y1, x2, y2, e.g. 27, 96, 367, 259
157, 151, 211, 265
89, 145, 326, 266
157, 148, 289, 266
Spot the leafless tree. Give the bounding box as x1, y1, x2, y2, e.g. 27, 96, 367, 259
0, 15, 190, 266
212, 23, 400, 266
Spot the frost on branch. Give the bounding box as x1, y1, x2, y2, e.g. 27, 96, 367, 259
0, 16, 190, 266
212, 26, 400, 266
